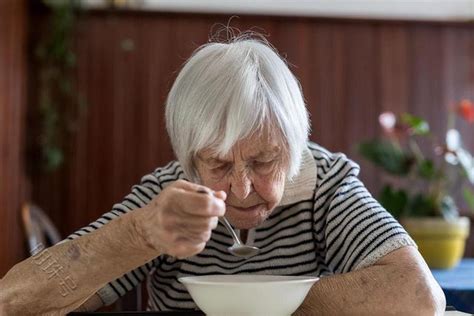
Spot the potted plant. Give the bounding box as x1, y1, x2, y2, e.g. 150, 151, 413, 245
358, 100, 474, 269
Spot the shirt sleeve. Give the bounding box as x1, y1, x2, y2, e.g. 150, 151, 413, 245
314, 154, 416, 274
63, 167, 168, 306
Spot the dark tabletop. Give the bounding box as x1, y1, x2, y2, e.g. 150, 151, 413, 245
69, 307, 459, 315
69, 312, 204, 316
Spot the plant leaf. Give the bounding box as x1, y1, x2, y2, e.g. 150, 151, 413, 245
358, 140, 412, 175
401, 113, 430, 136
408, 194, 437, 217
417, 159, 438, 180
378, 185, 408, 219
440, 196, 459, 220
43, 146, 64, 172
463, 187, 474, 213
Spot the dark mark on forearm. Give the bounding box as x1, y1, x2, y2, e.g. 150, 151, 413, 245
67, 243, 81, 261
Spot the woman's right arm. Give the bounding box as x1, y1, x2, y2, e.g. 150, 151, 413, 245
0, 180, 225, 315
0, 208, 153, 315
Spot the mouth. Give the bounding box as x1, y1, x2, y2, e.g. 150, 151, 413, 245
227, 204, 264, 212
225, 203, 269, 229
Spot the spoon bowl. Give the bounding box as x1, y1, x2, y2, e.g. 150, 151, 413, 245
219, 216, 260, 258
197, 189, 260, 258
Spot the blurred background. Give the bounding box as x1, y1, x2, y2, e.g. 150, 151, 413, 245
1, 0, 474, 310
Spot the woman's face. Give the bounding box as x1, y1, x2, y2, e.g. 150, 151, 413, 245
195, 128, 289, 230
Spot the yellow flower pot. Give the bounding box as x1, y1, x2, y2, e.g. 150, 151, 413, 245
400, 217, 470, 269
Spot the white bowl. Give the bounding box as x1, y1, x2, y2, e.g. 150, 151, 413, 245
179, 275, 319, 316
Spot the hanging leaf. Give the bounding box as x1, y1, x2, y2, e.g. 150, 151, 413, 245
43, 146, 64, 171
33, 0, 86, 173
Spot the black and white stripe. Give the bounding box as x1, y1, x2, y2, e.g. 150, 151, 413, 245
66, 142, 414, 310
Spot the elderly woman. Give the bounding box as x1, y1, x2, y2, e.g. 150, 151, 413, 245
0, 36, 445, 315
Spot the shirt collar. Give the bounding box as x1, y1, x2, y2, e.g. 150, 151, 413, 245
279, 147, 317, 207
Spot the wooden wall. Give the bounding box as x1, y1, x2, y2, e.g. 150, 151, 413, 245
0, 0, 29, 276
29, 12, 474, 256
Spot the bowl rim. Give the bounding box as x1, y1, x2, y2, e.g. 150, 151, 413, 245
179, 274, 319, 286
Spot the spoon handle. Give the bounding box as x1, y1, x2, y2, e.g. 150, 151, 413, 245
219, 216, 242, 245
196, 188, 242, 245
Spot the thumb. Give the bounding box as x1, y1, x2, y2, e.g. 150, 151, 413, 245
213, 190, 227, 201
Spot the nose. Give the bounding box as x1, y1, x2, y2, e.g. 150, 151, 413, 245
230, 169, 253, 200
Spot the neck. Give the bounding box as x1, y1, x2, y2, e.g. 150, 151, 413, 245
240, 229, 249, 244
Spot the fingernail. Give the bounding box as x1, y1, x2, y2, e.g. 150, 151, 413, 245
220, 191, 227, 200
197, 188, 210, 194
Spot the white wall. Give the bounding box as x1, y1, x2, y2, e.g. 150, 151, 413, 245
81, 0, 474, 21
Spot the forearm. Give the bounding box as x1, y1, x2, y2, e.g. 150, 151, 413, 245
295, 249, 445, 315
73, 294, 104, 312
0, 209, 156, 315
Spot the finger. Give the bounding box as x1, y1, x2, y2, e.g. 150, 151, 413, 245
196, 188, 226, 202
175, 190, 225, 217
175, 215, 218, 233
173, 180, 226, 202
173, 179, 212, 194
177, 230, 209, 243
174, 242, 206, 259
210, 216, 219, 229
181, 229, 212, 243
213, 190, 227, 201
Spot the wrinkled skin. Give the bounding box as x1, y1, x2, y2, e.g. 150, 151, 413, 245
135, 126, 289, 258
135, 180, 226, 258
195, 127, 289, 230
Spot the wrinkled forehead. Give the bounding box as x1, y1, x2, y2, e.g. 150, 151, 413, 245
197, 124, 287, 161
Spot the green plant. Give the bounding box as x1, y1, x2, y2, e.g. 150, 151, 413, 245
358, 100, 474, 219
35, 0, 85, 171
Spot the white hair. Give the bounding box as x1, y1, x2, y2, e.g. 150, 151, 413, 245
165, 36, 310, 182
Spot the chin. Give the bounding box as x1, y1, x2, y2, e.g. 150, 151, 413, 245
226, 204, 274, 229
231, 218, 265, 230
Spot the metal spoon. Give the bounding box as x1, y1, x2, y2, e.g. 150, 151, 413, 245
219, 216, 260, 258
197, 189, 260, 258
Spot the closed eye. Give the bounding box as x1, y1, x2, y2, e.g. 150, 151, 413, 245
254, 159, 273, 166
252, 159, 278, 172
208, 162, 232, 175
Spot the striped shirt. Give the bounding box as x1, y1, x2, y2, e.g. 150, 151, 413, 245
66, 142, 415, 311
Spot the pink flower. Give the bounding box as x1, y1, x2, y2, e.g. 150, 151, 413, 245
379, 112, 396, 132
378, 112, 410, 138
